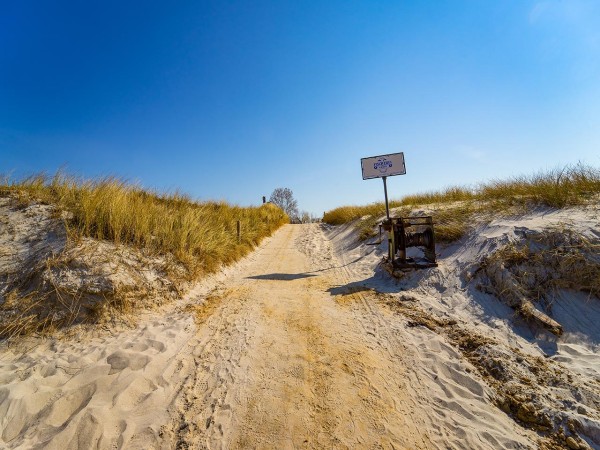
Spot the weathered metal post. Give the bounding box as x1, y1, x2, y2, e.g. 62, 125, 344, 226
382, 176, 395, 261
382, 176, 390, 221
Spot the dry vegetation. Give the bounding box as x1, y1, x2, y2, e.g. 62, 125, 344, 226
479, 226, 600, 318
379, 293, 599, 450
323, 164, 600, 242
0, 173, 288, 338
1, 173, 288, 275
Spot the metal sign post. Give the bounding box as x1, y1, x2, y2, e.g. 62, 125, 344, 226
382, 176, 390, 220
361, 152, 406, 261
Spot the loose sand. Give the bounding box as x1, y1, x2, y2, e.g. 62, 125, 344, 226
1, 215, 599, 448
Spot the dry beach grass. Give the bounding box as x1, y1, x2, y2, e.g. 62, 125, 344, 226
0, 173, 288, 338
1, 180, 600, 448
1, 172, 288, 274
323, 164, 600, 242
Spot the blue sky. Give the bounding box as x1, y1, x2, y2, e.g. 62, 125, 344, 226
2, 1, 599, 215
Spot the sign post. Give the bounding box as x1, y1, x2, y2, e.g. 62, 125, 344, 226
382, 176, 390, 220
361, 152, 406, 260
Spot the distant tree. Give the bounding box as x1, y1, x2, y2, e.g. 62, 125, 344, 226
269, 188, 299, 221
300, 211, 311, 224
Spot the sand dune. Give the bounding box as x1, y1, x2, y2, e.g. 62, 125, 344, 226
1, 204, 599, 448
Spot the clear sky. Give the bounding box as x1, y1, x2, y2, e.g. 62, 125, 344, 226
2, 1, 599, 215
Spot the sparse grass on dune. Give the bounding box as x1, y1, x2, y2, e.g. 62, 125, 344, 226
400, 185, 476, 206
323, 164, 600, 242
479, 164, 600, 208
2, 173, 289, 277
322, 186, 476, 226
429, 204, 476, 243
322, 203, 388, 226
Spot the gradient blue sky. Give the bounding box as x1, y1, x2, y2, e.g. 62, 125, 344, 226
2, 1, 599, 215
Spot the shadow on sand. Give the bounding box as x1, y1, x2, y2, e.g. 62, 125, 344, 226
327, 268, 403, 297
246, 273, 317, 281
327, 281, 375, 297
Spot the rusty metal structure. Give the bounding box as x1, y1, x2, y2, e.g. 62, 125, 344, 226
382, 216, 437, 269
359, 152, 436, 270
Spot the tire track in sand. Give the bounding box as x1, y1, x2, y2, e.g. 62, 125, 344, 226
162, 224, 431, 449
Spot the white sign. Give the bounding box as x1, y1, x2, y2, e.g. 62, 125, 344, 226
361, 152, 406, 180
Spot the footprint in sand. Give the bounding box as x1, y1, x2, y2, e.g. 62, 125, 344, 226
45, 383, 97, 428
123, 342, 149, 352
106, 351, 150, 375
147, 339, 166, 353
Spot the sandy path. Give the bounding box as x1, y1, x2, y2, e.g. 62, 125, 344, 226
1, 223, 537, 449
162, 224, 431, 449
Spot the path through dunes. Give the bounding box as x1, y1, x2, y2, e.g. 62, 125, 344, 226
161, 224, 431, 448
0, 224, 537, 449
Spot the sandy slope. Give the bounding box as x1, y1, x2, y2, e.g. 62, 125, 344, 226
325, 206, 600, 449
1, 223, 540, 449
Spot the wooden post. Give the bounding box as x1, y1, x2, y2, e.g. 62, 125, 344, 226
237, 220, 241, 243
